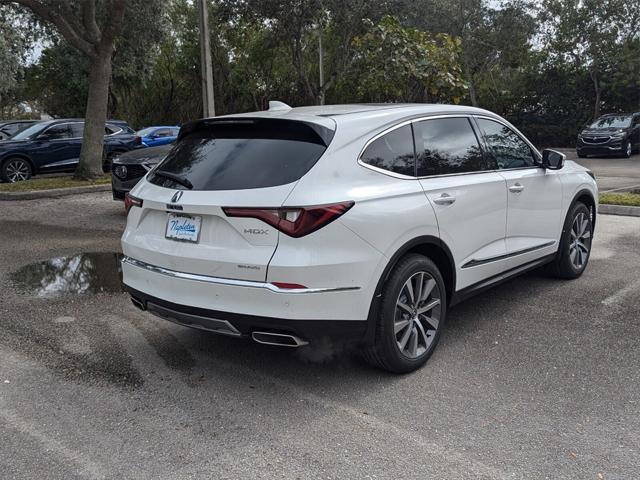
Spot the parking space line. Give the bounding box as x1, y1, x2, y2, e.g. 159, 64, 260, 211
601, 279, 640, 306
0, 407, 106, 479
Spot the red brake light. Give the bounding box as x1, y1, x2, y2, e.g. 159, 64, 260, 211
124, 193, 143, 212
223, 201, 354, 238
133, 136, 142, 145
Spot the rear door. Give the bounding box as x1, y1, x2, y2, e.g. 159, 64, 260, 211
122, 118, 334, 282
475, 117, 562, 262
415, 116, 508, 290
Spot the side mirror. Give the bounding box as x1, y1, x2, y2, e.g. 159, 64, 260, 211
542, 149, 565, 170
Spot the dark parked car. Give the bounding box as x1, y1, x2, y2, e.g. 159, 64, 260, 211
0, 119, 137, 182
0, 120, 40, 141
111, 143, 173, 200
577, 113, 640, 158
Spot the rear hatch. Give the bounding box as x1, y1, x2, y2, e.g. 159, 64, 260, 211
122, 117, 335, 282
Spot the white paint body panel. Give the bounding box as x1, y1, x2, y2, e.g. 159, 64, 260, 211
121, 104, 598, 327
420, 172, 508, 290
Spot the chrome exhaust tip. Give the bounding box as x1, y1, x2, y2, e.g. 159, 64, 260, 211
130, 296, 146, 311
251, 331, 309, 348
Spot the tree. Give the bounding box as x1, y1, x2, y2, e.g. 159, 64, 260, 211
540, 0, 640, 119
2, 0, 126, 179
0, 4, 35, 117
343, 16, 466, 103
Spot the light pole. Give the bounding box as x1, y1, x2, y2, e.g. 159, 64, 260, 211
198, 0, 215, 117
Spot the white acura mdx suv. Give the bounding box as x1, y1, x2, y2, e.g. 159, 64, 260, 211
121, 103, 597, 373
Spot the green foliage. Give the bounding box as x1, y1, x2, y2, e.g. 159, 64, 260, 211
344, 16, 466, 103
5, 0, 640, 148
599, 192, 640, 207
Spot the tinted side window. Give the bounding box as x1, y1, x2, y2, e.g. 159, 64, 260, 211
414, 118, 484, 176
155, 129, 172, 137
4, 124, 20, 135
70, 123, 84, 137
361, 124, 415, 176
149, 119, 331, 191
477, 119, 536, 169
42, 124, 71, 140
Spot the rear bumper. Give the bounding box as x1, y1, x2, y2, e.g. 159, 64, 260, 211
121, 256, 369, 340
125, 286, 367, 341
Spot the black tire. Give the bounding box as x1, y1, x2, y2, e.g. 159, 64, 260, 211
577, 152, 587, 158
1, 157, 33, 182
362, 254, 447, 373
548, 202, 593, 279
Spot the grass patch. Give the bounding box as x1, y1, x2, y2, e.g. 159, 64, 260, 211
0, 175, 111, 192
599, 192, 640, 207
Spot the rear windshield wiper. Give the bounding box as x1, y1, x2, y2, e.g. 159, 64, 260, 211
153, 170, 193, 190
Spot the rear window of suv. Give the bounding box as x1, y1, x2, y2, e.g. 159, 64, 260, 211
148, 119, 333, 191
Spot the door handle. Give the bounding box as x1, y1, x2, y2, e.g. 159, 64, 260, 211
509, 183, 524, 193
432, 193, 456, 205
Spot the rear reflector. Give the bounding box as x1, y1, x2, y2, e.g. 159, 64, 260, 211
124, 193, 143, 211
223, 201, 354, 238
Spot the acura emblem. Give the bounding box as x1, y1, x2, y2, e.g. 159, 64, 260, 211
171, 191, 183, 203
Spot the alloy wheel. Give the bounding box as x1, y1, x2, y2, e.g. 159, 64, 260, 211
5, 159, 30, 182
626, 142, 632, 157
394, 271, 441, 359
569, 212, 591, 269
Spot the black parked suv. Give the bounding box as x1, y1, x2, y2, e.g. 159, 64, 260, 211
111, 143, 173, 200
0, 119, 137, 182
576, 113, 640, 158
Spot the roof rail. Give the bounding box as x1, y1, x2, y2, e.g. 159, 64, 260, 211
267, 101, 292, 112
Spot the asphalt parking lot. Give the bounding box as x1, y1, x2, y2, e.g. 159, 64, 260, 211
567, 150, 640, 192
1, 192, 639, 480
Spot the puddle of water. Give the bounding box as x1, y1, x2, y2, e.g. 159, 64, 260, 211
11, 252, 124, 298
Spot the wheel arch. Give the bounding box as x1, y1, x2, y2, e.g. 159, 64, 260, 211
1, 154, 36, 176
364, 236, 456, 345
569, 188, 597, 234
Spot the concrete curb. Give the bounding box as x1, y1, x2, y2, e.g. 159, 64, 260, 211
599, 204, 640, 217
0, 184, 111, 201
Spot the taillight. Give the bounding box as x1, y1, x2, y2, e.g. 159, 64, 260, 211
124, 193, 143, 212
133, 136, 142, 145
223, 201, 354, 238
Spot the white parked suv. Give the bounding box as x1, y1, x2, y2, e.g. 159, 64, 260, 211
121, 103, 597, 373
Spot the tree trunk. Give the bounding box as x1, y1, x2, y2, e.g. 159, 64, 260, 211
74, 49, 113, 179
462, 53, 478, 107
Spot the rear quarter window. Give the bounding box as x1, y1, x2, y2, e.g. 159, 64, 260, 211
360, 124, 415, 176
148, 119, 332, 191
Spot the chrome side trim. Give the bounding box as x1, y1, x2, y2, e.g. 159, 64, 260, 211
461, 241, 557, 269
122, 256, 360, 294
